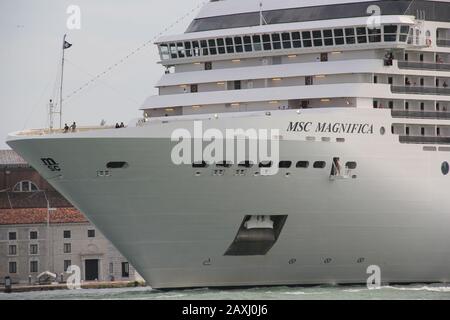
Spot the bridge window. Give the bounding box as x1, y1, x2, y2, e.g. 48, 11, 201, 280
384, 25, 398, 42
13, 180, 39, 192
334, 29, 345, 45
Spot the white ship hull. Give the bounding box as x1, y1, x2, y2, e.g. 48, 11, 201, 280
8, 109, 450, 288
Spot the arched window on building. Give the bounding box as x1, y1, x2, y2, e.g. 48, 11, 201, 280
13, 180, 39, 192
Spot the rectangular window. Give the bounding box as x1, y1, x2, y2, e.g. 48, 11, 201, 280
64, 243, 71, 254
320, 53, 328, 62
368, 28, 381, 42
356, 27, 367, 43
30, 244, 38, 255
225, 38, 234, 53
190, 84, 198, 93
63, 230, 71, 239
204, 62, 212, 70
281, 32, 292, 49
208, 39, 217, 55
9, 261, 17, 274
262, 34, 272, 51
292, 32, 302, 48
305, 76, 313, 86
243, 36, 252, 52
252, 35, 262, 51
216, 38, 226, 54
374, 76, 378, 83
122, 262, 130, 277
323, 29, 333, 46
271, 33, 281, 49
88, 229, 95, 238
8, 245, 17, 256
64, 260, 71, 272
345, 28, 355, 44
296, 161, 310, 168
109, 262, 114, 274
234, 80, 241, 90
234, 37, 243, 53
30, 261, 38, 273
8, 232, 16, 240
302, 31, 312, 47
184, 41, 192, 57
384, 25, 397, 42
388, 77, 393, 85
200, 40, 208, 56
312, 30, 323, 46
30, 231, 38, 240
334, 29, 345, 45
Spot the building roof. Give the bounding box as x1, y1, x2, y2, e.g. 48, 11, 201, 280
0, 208, 88, 225
0, 150, 28, 167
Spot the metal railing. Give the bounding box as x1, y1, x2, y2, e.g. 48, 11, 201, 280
397, 61, 450, 71
399, 136, 450, 145
16, 126, 116, 136
391, 110, 450, 120
437, 39, 450, 47
391, 86, 450, 96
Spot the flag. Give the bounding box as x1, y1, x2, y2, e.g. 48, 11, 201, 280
63, 40, 72, 49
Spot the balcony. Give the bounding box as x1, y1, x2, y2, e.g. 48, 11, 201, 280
391, 110, 450, 120
437, 38, 450, 47
397, 61, 450, 71
399, 136, 450, 145
391, 86, 450, 96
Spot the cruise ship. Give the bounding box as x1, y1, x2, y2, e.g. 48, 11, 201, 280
7, 0, 450, 289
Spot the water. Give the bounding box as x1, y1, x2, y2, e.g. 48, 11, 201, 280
1, 284, 450, 300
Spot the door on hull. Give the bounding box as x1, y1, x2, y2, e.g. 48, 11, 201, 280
85, 259, 99, 281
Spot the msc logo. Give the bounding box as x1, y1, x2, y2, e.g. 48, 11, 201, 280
41, 158, 61, 172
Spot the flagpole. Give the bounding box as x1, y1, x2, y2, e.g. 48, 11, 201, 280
59, 34, 67, 129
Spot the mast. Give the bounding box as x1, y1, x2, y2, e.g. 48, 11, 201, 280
59, 34, 67, 129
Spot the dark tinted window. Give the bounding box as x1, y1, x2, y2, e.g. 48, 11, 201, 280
106, 161, 128, 169
192, 161, 208, 168
313, 161, 326, 169
346, 162, 357, 169
8, 232, 16, 240
238, 161, 253, 168
296, 161, 310, 168
63, 230, 71, 238
279, 161, 292, 168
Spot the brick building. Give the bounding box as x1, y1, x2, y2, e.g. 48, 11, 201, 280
0, 150, 142, 284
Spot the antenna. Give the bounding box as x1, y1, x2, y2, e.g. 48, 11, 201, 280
259, 1, 267, 26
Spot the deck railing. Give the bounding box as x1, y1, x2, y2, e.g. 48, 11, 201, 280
391, 110, 450, 119
397, 61, 450, 71
399, 136, 450, 145
391, 86, 450, 96
16, 126, 116, 136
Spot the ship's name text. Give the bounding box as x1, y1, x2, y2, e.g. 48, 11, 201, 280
287, 122, 374, 134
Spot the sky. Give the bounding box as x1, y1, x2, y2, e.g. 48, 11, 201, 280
0, 0, 203, 149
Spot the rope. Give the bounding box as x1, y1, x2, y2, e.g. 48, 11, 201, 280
63, 0, 208, 103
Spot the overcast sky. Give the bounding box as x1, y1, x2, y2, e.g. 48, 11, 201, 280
0, 0, 202, 149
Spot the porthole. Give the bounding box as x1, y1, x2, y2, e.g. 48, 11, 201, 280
296, 161, 309, 168
441, 161, 449, 175
279, 161, 292, 168
313, 161, 326, 169
380, 126, 386, 135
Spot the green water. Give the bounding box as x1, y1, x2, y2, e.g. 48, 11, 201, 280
1, 284, 450, 300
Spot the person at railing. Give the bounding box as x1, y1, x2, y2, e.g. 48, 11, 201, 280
331, 157, 341, 177
405, 79, 411, 86
63, 124, 69, 133
115, 123, 120, 129
120, 122, 125, 128
70, 122, 77, 132
384, 52, 394, 66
